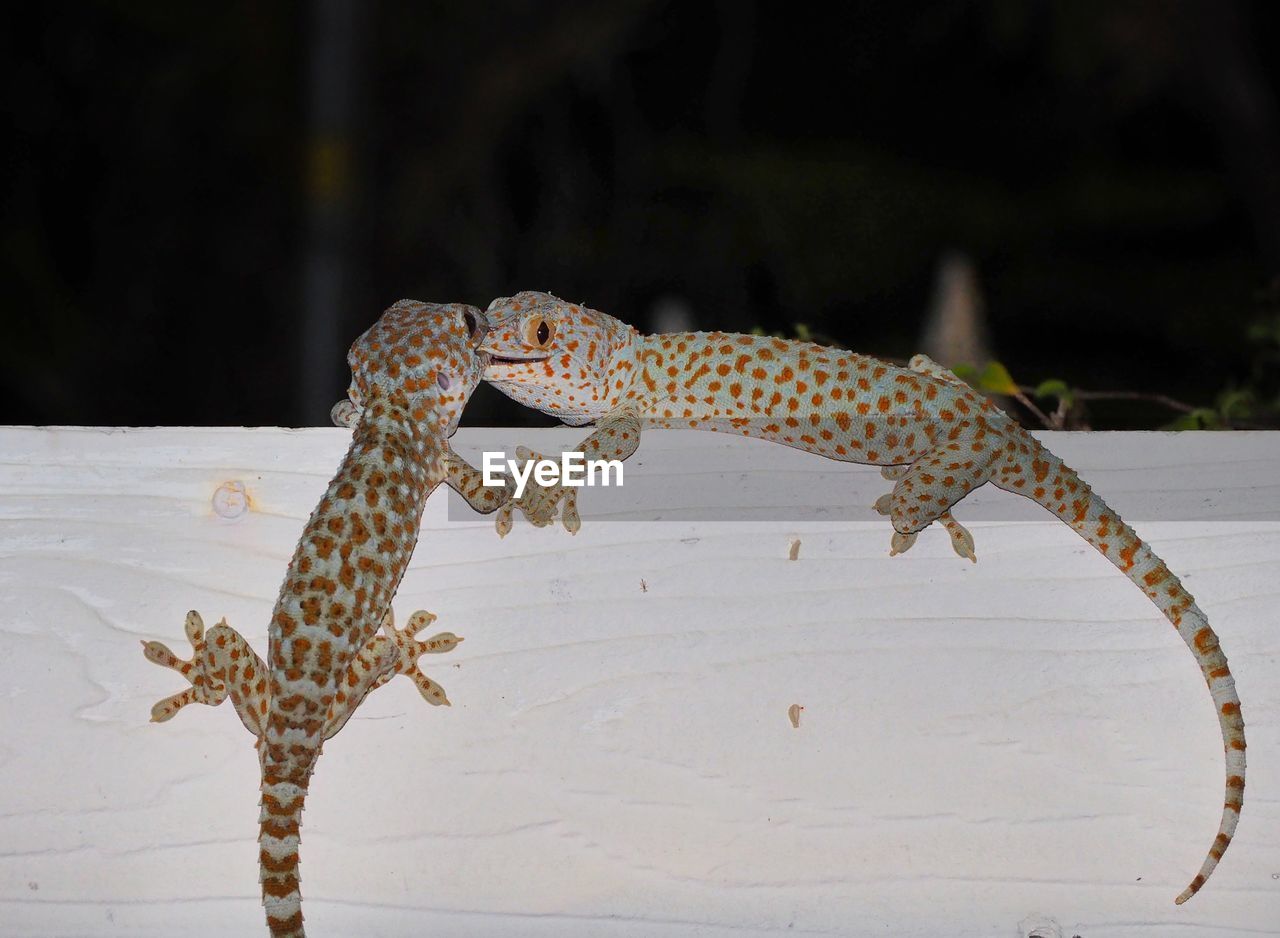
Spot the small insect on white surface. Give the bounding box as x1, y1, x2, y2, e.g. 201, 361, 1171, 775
787, 704, 803, 728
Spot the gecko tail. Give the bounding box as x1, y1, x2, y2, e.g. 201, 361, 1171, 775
259, 766, 310, 937
1168, 601, 1246, 904
997, 441, 1245, 904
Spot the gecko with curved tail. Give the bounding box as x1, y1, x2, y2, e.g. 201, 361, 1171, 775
142, 300, 510, 937
478, 290, 1245, 904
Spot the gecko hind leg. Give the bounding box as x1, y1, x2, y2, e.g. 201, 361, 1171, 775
323, 623, 402, 740
324, 607, 464, 738
370, 607, 463, 706
142, 610, 268, 738
876, 450, 984, 562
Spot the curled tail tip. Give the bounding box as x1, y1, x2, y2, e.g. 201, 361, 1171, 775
1175, 874, 1205, 905
1174, 817, 1238, 904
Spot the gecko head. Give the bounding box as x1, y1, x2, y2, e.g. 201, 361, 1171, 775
479, 290, 563, 370
344, 300, 489, 436
479, 291, 635, 422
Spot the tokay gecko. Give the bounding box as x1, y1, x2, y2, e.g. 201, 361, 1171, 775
478, 289, 1246, 904
142, 300, 509, 937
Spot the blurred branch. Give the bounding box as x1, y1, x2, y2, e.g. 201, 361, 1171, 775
1009, 388, 1053, 428
1069, 388, 1197, 414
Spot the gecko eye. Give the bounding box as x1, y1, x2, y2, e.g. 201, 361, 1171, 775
437, 372, 452, 391
524, 316, 554, 349
463, 311, 477, 336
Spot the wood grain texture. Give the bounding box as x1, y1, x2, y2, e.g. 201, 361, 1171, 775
0, 426, 1277, 937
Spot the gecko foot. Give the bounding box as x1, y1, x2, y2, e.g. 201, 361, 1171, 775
495, 494, 563, 537
497, 445, 580, 535
939, 511, 977, 562
142, 610, 267, 736
888, 530, 918, 556
141, 611, 226, 721
560, 494, 582, 534
877, 459, 982, 561
884, 515, 976, 560
370, 608, 464, 706
330, 399, 361, 428
875, 466, 907, 517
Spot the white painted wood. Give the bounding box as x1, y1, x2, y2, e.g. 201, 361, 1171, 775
0, 427, 1277, 938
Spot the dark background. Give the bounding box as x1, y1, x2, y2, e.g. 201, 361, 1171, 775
4, 0, 1279, 429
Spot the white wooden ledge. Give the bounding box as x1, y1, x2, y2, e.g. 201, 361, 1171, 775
0, 427, 1277, 937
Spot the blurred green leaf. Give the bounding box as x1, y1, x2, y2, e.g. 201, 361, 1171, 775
1034, 378, 1069, 399
976, 361, 1019, 395
1216, 388, 1255, 421
1166, 407, 1221, 430
1033, 377, 1075, 412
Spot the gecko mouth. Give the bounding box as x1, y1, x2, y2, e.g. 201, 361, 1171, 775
485, 354, 549, 366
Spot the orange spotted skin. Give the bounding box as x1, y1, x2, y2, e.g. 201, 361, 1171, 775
143, 300, 491, 937
481, 290, 1245, 904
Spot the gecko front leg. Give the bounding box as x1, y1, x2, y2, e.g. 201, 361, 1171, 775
335, 397, 517, 523
489, 444, 570, 535
330, 399, 361, 428
445, 450, 517, 519
501, 409, 643, 535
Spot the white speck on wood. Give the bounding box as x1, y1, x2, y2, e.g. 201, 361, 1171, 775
0, 426, 1277, 937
